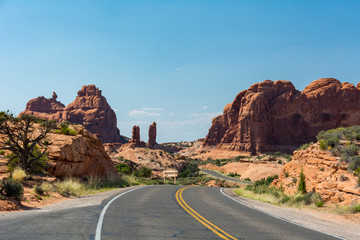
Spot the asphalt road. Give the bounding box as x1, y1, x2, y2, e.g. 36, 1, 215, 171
0, 185, 341, 240
201, 169, 252, 184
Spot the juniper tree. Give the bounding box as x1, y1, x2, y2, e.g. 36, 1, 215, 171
0, 112, 55, 173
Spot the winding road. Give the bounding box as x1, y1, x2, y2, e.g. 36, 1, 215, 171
200, 169, 252, 184
0, 185, 343, 240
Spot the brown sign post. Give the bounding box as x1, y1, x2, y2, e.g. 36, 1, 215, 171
163, 170, 178, 184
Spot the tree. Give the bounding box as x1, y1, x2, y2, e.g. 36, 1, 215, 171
0, 112, 55, 173
297, 168, 307, 194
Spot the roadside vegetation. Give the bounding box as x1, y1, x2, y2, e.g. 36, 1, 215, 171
316, 126, 360, 173
234, 171, 325, 209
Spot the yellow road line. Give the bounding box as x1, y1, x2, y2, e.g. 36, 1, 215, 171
175, 187, 238, 240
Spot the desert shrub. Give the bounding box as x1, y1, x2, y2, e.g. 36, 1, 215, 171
98, 174, 131, 188
215, 159, 221, 166
243, 178, 251, 182
320, 167, 324, 171
343, 144, 358, 156
59, 122, 77, 136
319, 140, 327, 150
116, 163, 132, 175
348, 156, 360, 171
54, 178, 85, 196
0, 178, 24, 200
40, 182, 54, 193
326, 137, 339, 148
284, 172, 289, 177
228, 172, 240, 177
298, 168, 307, 194
297, 142, 313, 151
134, 166, 152, 178
12, 168, 26, 182
0, 150, 5, 155
179, 161, 199, 178
33, 185, 44, 195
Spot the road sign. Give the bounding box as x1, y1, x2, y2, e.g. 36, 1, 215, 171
163, 170, 178, 184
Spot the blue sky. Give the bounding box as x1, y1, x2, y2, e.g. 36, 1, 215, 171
0, 0, 360, 142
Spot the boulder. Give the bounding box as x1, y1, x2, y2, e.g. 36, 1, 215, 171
203, 78, 360, 153
46, 124, 118, 178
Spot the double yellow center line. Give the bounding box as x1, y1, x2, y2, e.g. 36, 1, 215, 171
175, 187, 238, 240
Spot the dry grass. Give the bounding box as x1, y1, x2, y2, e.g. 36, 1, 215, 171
54, 178, 85, 196
234, 188, 280, 204
12, 168, 26, 182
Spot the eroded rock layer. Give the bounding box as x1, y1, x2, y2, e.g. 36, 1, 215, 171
46, 125, 117, 178
272, 144, 360, 205
19, 85, 123, 143
203, 78, 360, 153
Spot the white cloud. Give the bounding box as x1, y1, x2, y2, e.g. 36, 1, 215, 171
202, 106, 207, 109
159, 112, 221, 128
176, 67, 181, 71
141, 108, 164, 111
129, 109, 161, 117
168, 112, 175, 116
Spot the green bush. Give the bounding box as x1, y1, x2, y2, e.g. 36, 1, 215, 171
179, 161, 199, 178
34, 185, 44, 195
59, 122, 77, 136
115, 163, 132, 175
0, 178, 24, 200
297, 142, 313, 151
0, 150, 5, 155
298, 168, 307, 194
134, 166, 152, 178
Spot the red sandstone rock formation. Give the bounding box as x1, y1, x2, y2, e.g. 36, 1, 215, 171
126, 125, 146, 148
19, 85, 124, 143
46, 124, 118, 178
148, 122, 157, 147
272, 143, 360, 205
203, 78, 360, 153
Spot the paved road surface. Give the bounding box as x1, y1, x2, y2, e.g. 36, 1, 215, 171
201, 169, 252, 184
0, 185, 341, 240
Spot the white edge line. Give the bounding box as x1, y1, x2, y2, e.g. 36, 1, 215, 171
220, 188, 348, 240
95, 186, 148, 240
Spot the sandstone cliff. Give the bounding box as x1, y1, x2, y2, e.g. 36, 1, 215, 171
19, 85, 125, 143
203, 78, 360, 153
272, 143, 360, 205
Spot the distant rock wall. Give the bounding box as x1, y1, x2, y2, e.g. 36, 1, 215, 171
203, 78, 360, 153
19, 85, 124, 143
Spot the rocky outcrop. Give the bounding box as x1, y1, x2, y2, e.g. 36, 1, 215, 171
19, 85, 125, 143
272, 144, 360, 205
124, 126, 146, 148
46, 124, 118, 178
148, 122, 157, 148
203, 78, 360, 153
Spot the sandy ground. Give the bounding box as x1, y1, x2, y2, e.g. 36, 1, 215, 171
223, 188, 360, 240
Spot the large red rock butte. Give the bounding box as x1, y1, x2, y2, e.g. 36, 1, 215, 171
19, 85, 124, 143
203, 78, 360, 154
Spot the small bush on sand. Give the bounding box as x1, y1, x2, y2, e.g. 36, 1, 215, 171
0, 178, 24, 201
33, 185, 45, 195
12, 168, 27, 182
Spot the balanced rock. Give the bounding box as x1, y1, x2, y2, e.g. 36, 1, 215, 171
148, 122, 157, 147
203, 78, 360, 153
19, 85, 124, 143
